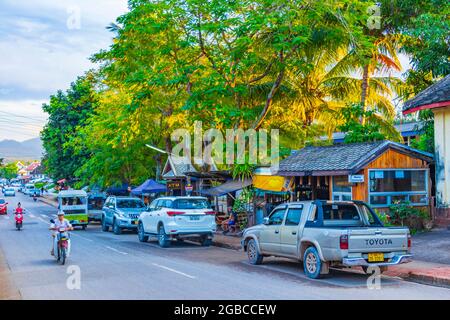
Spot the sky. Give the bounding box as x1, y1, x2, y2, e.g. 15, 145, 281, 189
0, 0, 129, 141
0, 1, 413, 142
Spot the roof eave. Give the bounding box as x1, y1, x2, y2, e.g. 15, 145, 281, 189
403, 101, 450, 115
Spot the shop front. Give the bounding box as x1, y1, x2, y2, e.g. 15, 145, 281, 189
277, 141, 434, 211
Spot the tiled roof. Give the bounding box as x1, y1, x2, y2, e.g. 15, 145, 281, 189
403, 75, 450, 113
277, 140, 433, 176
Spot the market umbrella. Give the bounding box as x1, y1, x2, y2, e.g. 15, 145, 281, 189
131, 179, 166, 196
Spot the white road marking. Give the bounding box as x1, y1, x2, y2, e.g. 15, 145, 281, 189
40, 214, 47, 218
71, 233, 94, 242
29, 214, 36, 218
152, 263, 197, 279
105, 246, 128, 255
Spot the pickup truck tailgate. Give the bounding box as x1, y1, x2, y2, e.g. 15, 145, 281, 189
348, 228, 409, 253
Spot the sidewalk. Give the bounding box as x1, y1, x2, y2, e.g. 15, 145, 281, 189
40, 193, 58, 208
0, 247, 21, 300
212, 232, 242, 251
385, 260, 450, 288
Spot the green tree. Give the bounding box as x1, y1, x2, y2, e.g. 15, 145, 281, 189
41, 75, 98, 183
0, 162, 18, 180
338, 103, 401, 143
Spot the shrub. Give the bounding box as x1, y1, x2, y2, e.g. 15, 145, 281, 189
388, 201, 430, 230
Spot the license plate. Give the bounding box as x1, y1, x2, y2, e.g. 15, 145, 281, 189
190, 216, 200, 221
368, 252, 384, 262
133, 220, 138, 225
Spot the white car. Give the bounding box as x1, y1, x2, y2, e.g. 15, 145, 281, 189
138, 196, 216, 247
3, 188, 15, 197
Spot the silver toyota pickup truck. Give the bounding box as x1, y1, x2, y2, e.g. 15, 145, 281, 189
241, 200, 412, 279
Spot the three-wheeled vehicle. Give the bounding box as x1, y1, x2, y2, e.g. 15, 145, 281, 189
57, 190, 89, 230
87, 191, 106, 222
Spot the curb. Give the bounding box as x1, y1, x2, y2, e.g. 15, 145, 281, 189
385, 267, 450, 289
404, 272, 450, 289
39, 196, 58, 208
212, 240, 242, 251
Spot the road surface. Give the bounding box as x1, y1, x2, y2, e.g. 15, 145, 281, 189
0, 193, 449, 300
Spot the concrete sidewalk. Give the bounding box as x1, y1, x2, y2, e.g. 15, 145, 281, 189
40, 194, 58, 208
0, 247, 21, 300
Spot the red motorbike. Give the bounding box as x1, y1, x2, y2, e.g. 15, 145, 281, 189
14, 208, 24, 231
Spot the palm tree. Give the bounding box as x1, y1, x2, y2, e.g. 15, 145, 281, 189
261, 36, 402, 148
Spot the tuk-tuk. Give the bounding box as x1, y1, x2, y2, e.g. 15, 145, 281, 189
87, 192, 106, 222
57, 190, 89, 229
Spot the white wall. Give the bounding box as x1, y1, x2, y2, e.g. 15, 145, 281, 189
434, 107, 450, 207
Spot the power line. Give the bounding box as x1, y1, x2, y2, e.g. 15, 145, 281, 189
0, 110, 47, 122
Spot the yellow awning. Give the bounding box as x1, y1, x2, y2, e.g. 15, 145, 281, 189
253, 175, 293, 192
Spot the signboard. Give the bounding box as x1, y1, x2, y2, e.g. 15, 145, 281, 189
348, 174, 364, 183
167, 181, 181, 190
185, 184, 193, 192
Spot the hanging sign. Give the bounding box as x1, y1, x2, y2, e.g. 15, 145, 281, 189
348, 174, 364, 183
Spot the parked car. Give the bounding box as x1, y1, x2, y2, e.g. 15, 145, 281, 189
102, 196, 147, 234
23, 183, 35, 195
28, 189, 41, 197
0, 199, 8, 215
241, 200, 412, 279
3, 187, 15, 197
137, 196, 216, 247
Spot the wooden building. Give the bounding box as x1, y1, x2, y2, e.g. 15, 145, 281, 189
277, 141, 434, 211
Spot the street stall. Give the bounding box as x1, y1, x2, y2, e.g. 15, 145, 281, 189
199, 179, 252, 229
252, 169, 294, 224
131, 179, 167, 205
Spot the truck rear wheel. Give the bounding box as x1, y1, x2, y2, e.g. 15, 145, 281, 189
303, 247, 323, 279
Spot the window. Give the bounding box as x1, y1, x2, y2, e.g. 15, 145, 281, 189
268, 208, 286, 225
160, 200, 173, 208
285, 207, 303, 226
332, 176, 352, 201
368, 169, 428, 207
322, 204, 362, 227
116, 199, 146, 209
88, 197, 104, 210
173, 199, 211, 209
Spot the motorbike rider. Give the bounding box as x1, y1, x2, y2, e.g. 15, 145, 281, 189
49, 211, 73, 256
15, 202, 23, 214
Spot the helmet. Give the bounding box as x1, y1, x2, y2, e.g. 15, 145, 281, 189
57, 210, 65, 216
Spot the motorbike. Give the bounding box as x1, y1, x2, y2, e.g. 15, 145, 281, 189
50, 219, 70, 265
14, 210, 24, 231
33, 195, 37, 202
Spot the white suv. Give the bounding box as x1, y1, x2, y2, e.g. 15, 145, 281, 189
138, 196, 216, 247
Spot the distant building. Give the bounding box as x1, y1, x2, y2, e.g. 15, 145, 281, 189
322, 122, 423, 146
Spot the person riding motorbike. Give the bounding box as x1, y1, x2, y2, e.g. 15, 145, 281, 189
33, 192, 37, 202
14, 203, 24, 230
15, 202, 23, 214
49, 211, 73, 256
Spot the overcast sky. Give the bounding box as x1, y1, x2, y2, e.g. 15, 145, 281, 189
0, 0, 128, 141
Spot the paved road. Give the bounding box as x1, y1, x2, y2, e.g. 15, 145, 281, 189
0, 193, 449, 300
